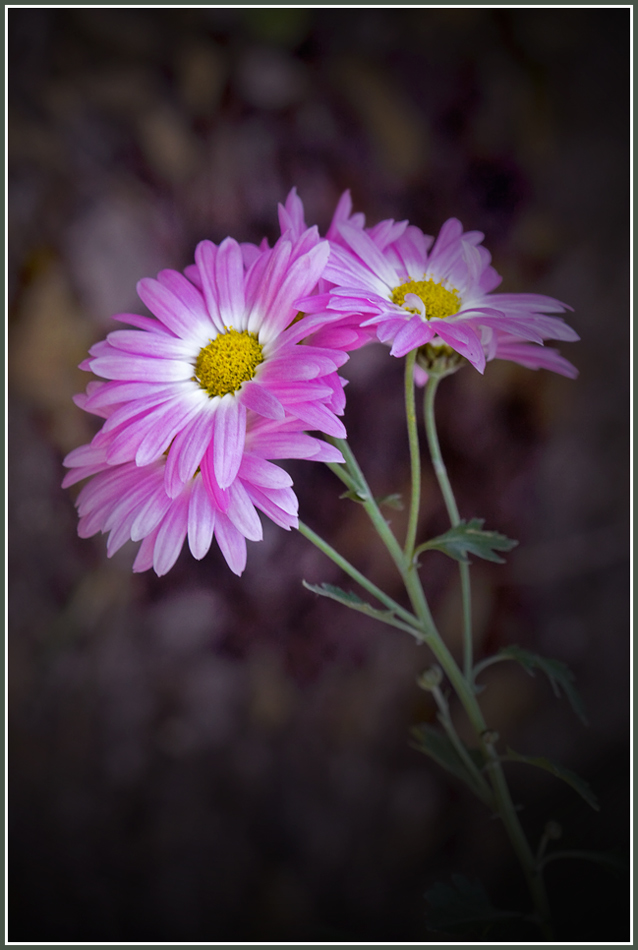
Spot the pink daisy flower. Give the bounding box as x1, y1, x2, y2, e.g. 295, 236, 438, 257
63, 403, 345, 577
75, 227, 349, 505
320, 215, 579, 377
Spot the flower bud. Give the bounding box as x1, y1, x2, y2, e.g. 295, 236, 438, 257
417, 666, 443, 691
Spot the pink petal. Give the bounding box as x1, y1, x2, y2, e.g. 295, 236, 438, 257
90, 354, 193, 383
226, 480, 263, 541
216, 237, 246, 329
137, 277, 207, 341
214, 513, 248, 576
238, 379, 285, 420
431, 320, 486, 373
337, 222, 399, 287
245, 484, 298, 530
286, 400, 347, 438
187, 478, 216, 559
213, 396, 247, 490
238, 454, 293, 490
153, 496, 189, 576
112, 312, 175, 335
258, 242, 330, 339
164, 403, 216, 497
194, 241, 225, 332
389, 317, 435, 357
133, 530, 159, 573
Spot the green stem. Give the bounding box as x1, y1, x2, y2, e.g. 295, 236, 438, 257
320, 437, 554, 938
423, 375, 474, 681
431, 684, 494, 806
404, 350, 421, 559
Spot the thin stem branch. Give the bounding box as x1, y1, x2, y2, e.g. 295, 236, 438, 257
403, 350, 421, 559
431, 685, 494, 806
423, 375, 474, 680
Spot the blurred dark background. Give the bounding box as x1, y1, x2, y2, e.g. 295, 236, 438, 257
8, 7, 630, 942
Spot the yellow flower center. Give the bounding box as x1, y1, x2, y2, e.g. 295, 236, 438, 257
194, 328, 264, 397
390, 278, 461, 320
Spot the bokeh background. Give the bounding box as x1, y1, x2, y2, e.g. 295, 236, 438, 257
8, 7, 630, 942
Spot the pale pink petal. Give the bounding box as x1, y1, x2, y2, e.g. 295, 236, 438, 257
258, 242, 330, 340
194, 240, 225, 332
213, 396, 247, 489
286, 400, 347, 438
137, 277, 207, 341
112, 312, 175, 335
216, 237, 247, 329
238, 454, 293, 489
106, 329, 194, 360
164, 402, 217, 497
90, 354, 193, 383
389, 317, 435, 357
245, 484, 298, 530
188, 478, 216, 559
214, 513, 247, 576
238, 379, 285, 420
337, 222, 399, 287
133, 530, 158, 573
153, 495, 189, 576
430, 320, 486, 373
226, 480, 263, 541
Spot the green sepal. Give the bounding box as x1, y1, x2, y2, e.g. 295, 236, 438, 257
494, 645, 588, 724
425, 874, 524, 937
504, 747, 599, 811
415, 518, 518, 564
411, 724, 485, 794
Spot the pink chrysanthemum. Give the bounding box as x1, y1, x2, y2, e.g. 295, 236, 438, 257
64, 222, 356, 575
63, 414, 343, 576
74, 228, 349, 503
320, 215, 579, 377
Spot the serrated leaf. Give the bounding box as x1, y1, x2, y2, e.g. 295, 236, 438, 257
505, 747, 599, 811
411, 724, 485, 794
303, 581, 369, 609
302, 580, 399, 623
416, 518, 518, 564
425, 874, 523, 936
496, 645, 588, 724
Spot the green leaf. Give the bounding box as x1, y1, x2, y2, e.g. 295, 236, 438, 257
415, 518, 518, 564
339, 488, 368, 504
504, 747, 599, 811
495, 645, 588, 724
411, 724, 485, 794
425, 874, 523, 936
376, 493, 404, 510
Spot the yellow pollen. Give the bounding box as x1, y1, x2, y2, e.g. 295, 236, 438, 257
390, 278, 461, 320
194, 328, 264, 397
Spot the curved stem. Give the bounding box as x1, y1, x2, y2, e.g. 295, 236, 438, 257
423, 375, 474, 681
403, 350, 421, 559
